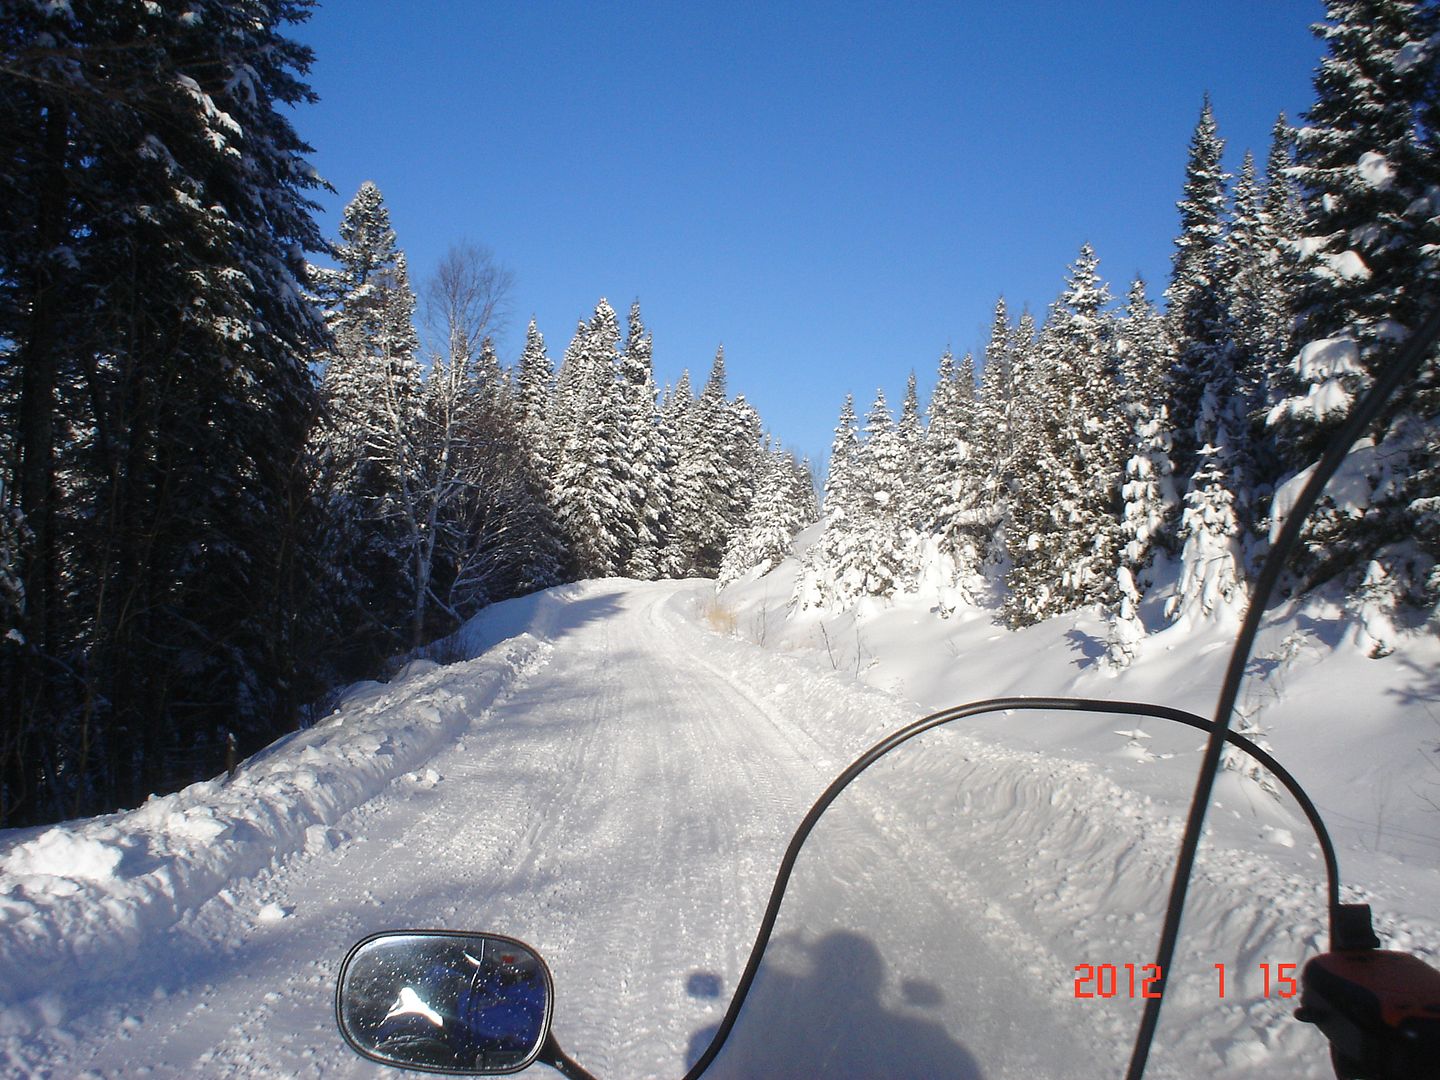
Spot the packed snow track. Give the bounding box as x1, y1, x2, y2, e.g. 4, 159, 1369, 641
1, 579, 1351, 1078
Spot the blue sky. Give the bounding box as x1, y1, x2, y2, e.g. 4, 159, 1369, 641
292, 1, 1325, 467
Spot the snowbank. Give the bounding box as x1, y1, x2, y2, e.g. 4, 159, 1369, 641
717, 539, 1440, 948
0, 633, 551, 1011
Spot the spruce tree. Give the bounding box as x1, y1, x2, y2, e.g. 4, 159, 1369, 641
720, 447, 813, 586
656, 374, 695, 578
0, 0, 329, 821
312, 185, 424, 644
802, 391, 912, 606
976, 299, 1018, 512
896, 371, 924, 528
1258, 115, 1309, 413
1107, 279, 1178, 666
854, 390, 913, 597
680, 348, 739, 574
514, 318, 557, 494
1005, 246, 1123, 626
918, 350, 986, 606
1269, 0, 1440, 609
551, 301, 633, 578
1166, 96, 1233, 487
795, 396, 861, 609
1159, 99, 1258, 623
618, 301, 668, 579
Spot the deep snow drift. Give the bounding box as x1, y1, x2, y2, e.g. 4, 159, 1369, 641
0, 560, 1434, 1078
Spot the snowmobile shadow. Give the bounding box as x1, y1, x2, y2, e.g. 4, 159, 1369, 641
685, 930, 983, 1079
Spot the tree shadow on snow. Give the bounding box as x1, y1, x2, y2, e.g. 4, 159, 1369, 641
685, 930, 983, 1079
1064, 628, 1106, 669
457, 589, 632, 656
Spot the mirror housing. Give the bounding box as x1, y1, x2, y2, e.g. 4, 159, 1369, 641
337, 930, 554, 1075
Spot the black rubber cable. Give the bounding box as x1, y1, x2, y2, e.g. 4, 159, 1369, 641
1123, 303, 1440, 1080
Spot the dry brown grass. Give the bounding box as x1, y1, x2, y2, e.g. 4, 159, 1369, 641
699, 595, 738, 635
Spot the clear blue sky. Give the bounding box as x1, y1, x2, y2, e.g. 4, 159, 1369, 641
291, 1, 1324, 468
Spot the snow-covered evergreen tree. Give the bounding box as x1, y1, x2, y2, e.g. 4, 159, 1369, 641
896, 371, 924, 528
551, 301, 635, 578
796, 396, 863, 609
682, 348, 742, 574
515, 319, 555, 474
1257, 115, 1309, 415
914, 350, 986, 607
1005, 246, 1123, 626
823, 394, 861, 519
1106, 279, 1178, 667
658, 372, 697, 577
976, 299, 1019, 514
1268, 0, 1440, 610
723, 395, 765, 535
1159, 100, 1257, 624
311, 185, 427, 642
0, 0, 330, 820
851, 390, 914, 597
1166, 96, 1234, 488
1167, 443, 1249, 624
719, 447, 810, 586
805, 392, 909, 606
618, 301, 670, 579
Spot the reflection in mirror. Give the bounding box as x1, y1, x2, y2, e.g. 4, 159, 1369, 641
337, 931, 553, 1075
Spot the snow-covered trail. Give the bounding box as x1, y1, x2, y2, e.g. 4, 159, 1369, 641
6, 579, 1120, 1079
4, 577, 1367, 1078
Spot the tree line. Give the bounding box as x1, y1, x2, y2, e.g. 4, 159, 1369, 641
0, 2, 810, 827
800, 0, 1440, 671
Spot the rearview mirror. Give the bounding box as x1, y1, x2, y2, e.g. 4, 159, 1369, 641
337, 931, 553, 1074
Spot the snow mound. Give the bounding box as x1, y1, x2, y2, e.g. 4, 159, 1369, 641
0, 632, 552, 1008
6, 831, 123, 883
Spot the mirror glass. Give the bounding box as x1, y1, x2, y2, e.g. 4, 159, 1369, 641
338, 931, 552, 1074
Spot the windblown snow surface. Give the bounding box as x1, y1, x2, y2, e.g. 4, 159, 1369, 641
0, 545, 1436, 1078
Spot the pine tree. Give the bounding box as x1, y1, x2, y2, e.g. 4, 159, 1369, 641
618, 303, 672, 580
1166, 96, 1233, 487
795, 396, 861, 609
719, 447, 810, 586
312, 185, 425, 644
551, 301, 633, 578
916, 350, 986, 607
1005, 246, 1123, 626
516, 318, 555, 463
1106, 279, 1178, 666
976, 299, 1018, 512
1268, 0, 1440, 608
0, 0, 329, 821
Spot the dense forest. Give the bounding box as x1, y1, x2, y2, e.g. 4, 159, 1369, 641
3, 0, 1439, 829
0, 0, 811, 827
799, 2, 1440, 672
